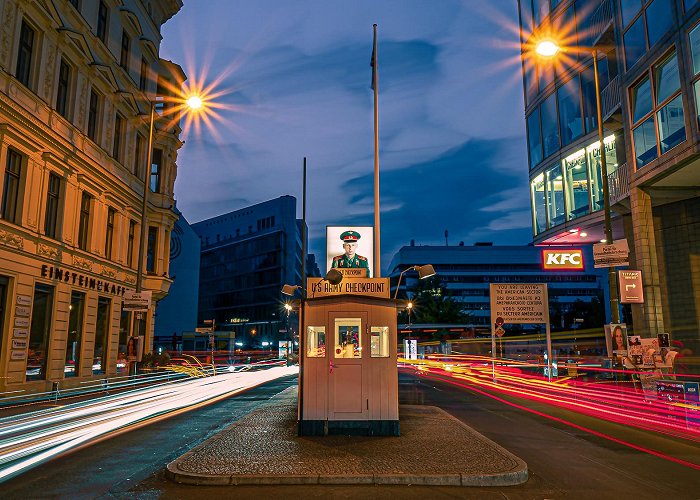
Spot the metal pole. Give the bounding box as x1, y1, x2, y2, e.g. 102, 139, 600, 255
372, 24, 381, 277
130, 101, 156, 375
592, 49, 620, 324
544, 285, 552, 382
298, 157, 307, 434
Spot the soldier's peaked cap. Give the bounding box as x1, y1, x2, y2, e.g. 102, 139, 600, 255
340, 230, 361, 242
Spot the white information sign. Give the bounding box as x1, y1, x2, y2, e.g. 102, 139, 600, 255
16, 295, 31, 306
489, 283, 548, 324
122, 290, 152, 312
593, 239, 630, 268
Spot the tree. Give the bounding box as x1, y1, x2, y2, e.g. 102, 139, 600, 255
404, 276, 471, 324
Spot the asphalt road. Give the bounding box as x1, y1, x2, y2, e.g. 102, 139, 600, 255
3, 370, 700, 499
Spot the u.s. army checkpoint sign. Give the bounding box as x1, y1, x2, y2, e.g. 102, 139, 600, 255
489, 283, 548, 324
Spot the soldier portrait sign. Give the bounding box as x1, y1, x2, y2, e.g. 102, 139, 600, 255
326, 226, 373, 278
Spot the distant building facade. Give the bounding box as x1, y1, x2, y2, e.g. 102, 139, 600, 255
192, 196, 305, 347
0, 0, 185, 392
153, 208, 200, 350
388, 243, 609, 329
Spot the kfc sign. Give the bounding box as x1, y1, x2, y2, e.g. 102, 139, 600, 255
542, 249, 584, 270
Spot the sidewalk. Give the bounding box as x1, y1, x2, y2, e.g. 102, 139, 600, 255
166, 387, 528, 487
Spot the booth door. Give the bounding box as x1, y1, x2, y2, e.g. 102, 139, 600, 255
328, 313, 368, 420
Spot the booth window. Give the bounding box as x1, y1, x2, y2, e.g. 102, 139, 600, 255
307, 326, 326, 357
370, 327, 390, 358
334, 318, 361, 358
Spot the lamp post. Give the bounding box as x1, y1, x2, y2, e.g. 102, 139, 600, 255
131, 94, 205, 375
534, 40, 620, 324
393, 264, 436, 300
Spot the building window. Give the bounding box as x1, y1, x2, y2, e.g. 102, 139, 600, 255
687, 23, 700, 127
307, 326, 326, 357
621, 0, 675, 70
16, 20, 35, 88
87, 89, 100, 141
541, 92, 560, 158
56, 58, 71, 118
2, 148, 23, 225
44, 172, 61, 239
105, 207, 115, 259
127, 219, 136, 267
113, 113, 124, 163
630, 51, 685, 168
139, 57, 148, 91
78, 192, 91, 251
96, 1, 108, 43
526, 108, 542, 168
150, 148, 162, 192
120, 30, 130, 70
27, 284, 54, 381
68, 0, 80, 10
557, 76, 583, 147
66, 291, 85, 378
370, 326, 390, 357
134, 133, 145, 178
147, 226, 158, 273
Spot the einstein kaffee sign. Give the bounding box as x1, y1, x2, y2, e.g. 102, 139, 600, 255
308, 277, 389, 299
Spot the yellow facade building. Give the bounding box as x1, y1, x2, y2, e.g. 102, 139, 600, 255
0, 0, 184, 393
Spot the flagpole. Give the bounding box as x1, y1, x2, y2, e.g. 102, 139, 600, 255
372, 23, 381, 277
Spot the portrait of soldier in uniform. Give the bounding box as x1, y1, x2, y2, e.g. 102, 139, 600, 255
332, 230, 369, 271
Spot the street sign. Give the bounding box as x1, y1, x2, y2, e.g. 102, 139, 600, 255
495, 317, 504, 327
495, 326, 505, 337
619, 270, 644, 303
195, 327, 214, 334
122, 290, 152, 312
593, 239, 629, 268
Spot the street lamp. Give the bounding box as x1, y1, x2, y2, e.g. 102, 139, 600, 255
534, 39, 620, 324
393, 264, 436, 300
131, 93, 206, 373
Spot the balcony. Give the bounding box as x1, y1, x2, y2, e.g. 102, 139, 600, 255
608, 162, 630, 205
590, 0, 614, 47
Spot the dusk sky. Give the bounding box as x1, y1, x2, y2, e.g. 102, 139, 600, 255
160, 0, 531, 274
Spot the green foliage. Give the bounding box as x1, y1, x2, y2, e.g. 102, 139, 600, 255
402, 276, 472, 324
140, 351, 171, 367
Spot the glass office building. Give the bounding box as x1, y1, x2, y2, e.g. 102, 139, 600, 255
519, 0, 700, 359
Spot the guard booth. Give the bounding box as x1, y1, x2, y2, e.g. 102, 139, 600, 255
299, 277, 399, 436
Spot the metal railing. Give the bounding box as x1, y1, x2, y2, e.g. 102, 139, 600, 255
601, 74, 621, 121
608, 162, 630, 204
589, 0, 613, 46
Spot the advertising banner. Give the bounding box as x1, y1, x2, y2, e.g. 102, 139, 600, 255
326, 226, 373, 278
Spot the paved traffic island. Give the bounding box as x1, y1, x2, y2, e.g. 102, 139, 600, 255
166, 387, 528, 487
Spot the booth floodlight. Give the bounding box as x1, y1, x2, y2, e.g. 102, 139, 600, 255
325, 268, 343, 285
393, 264, 436, 299
281, 284, 302, 296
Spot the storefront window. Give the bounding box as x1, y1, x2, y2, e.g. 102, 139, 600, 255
531, 174, 546, 235
546, 164, 565, 228
334, 318, 361, 358
370, 327, 389, 358
307, 326, 326, 357
563, 149, 590, 220
28, 284, 54, 381
93, 297, 111, 374
65, 292, 84, 377
587, 136, 617, 211
117, 309, 130, 373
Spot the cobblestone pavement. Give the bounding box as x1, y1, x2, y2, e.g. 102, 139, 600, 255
167, 387, 528, 486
